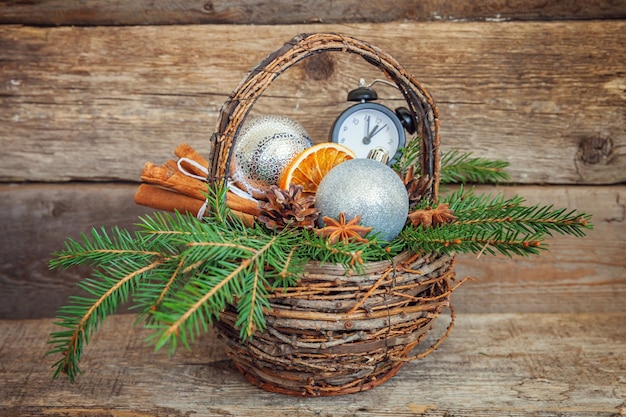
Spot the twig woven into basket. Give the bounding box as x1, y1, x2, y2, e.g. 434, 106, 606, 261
209, 33, 456, 396
208, 32, 441, 202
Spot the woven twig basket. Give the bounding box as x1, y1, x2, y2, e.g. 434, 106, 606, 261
209, 33, 457, 396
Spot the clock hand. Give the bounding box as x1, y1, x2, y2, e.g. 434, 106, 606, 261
370, 124, 387, 139
363, 124, 379, 145
362, 116, 371, 144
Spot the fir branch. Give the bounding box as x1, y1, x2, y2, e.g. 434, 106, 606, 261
46, 183, 304, 381
394, 139, 510, 184
401, 187, 592, 258
400, 223, 545, 257
151, 246, 259, 351
442, 187, 593, 238
48, 238, 162, 382
440, 150, 509, 184
297, 229, 398, 270
50, 227, 162, 269
141, 217, 306, 352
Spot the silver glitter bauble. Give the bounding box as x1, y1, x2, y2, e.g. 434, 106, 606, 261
315, 158, 409, 242
231, 115, 313, 198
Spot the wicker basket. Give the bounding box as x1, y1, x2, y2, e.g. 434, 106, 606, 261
208, 33, 457, 396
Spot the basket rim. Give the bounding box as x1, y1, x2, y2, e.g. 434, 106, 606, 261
208, 32, 442, 202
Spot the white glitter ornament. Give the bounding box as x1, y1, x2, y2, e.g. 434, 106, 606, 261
315, 158, 409, 242
231, 115, 313, 198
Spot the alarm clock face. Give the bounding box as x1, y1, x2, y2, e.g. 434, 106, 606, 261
330, 102, 405, 162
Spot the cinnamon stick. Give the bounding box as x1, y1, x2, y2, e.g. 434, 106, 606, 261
226, 190, 261, 217
134, 183, 255, 227
175, 143, 209, 178
140, 161, 207, 201
135, 183, 204, 215
139, 162, 260, 217
136, 143, 260, 220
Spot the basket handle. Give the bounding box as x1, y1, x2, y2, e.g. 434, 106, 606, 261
208, 32, 441, 201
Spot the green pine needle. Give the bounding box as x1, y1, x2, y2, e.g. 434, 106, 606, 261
46, 158, 592, 383
46, 185, 309, 382
441, 150, 510, 184
394, 138, 510, 184
443, 187, 593, 238
402, 187, 592, 257
400, 222, 546, 257
47, 229, 163, 382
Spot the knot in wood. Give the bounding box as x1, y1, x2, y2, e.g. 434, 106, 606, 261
344, 320, 354, 330
304, 52, 335, 81
577, 136, 613, 165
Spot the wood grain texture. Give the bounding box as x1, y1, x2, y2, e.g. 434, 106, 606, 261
1, 183, 623, 319
0, 312, 624, 416
1, 0, 625, 26
454, 185, 626, 315
1, 21, 625, 184
0, 183, 155, 319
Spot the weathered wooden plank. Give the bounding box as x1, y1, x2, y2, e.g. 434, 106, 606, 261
0, 183, 623, 319
0, 0, 625, 26
0, 183, 155, 319
453, 185, 626, 314
1, 21, 625, 184
1, 312, 624, 416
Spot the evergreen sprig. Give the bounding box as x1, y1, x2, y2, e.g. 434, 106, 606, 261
47, 150, 592, 383
445, 187, 591, 238
401, 187, 592, 257
48, 227, 164, 382
47, 185, 305, 381
400, 222, 546, 257
394, 138, 510, 184
440, 150, 510, 184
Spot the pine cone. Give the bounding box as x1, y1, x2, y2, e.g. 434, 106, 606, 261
403, 166, 432, 207
258, 185, 320, 231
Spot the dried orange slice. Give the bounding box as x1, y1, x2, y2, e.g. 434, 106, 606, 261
279, 142, 356, 193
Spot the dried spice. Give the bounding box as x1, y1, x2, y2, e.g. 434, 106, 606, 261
408, 203, 458, 228
316, 212, 373, 244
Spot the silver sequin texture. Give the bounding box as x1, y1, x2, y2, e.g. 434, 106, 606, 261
315, 158, 409, 242
232, 116, 312, 198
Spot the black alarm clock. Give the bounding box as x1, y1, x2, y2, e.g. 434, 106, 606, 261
330, 80, 416, 164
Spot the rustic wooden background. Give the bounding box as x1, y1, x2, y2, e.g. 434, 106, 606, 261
1, 1, 624, 319
0, 2, 625, 415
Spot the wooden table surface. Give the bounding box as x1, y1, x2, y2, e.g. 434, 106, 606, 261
1, 312, 624, 416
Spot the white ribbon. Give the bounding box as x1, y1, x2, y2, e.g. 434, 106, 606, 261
176, 157, 257, 219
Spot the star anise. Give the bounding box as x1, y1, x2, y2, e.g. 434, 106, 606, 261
258, 184, 319, 231
408, 203, 457, 228
315, 212, 373, 244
